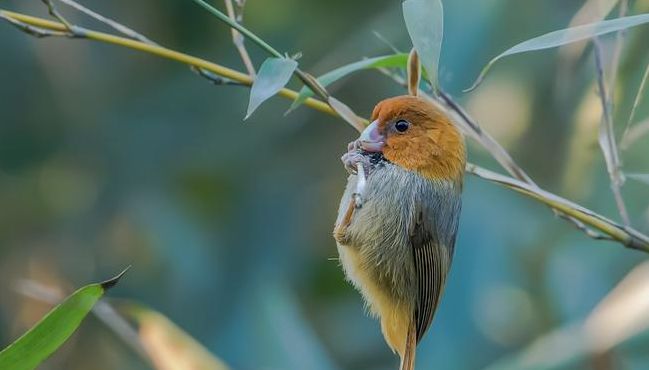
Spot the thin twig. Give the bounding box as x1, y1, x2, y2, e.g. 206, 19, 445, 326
372, 31, 402, 54
57, 0, 154, 44
0, 10, 335, 115
594, 40, 630, 225
1, 9, 648, 252
436, 90, 537, 185
40, 0, 87, 37
191, 66, 243, 85
191, 0, 366, 130
41, 0, 72, 30
224, 0, 255, 76
367, 51, 612, 240
0, 12, 66, 37
621, 61, 649, 148
608, 0, 627, 91
437, 88, 612, 239
380, 63, 536, 185
467, 164, 649, 252
55, 0, 237, 88
621, 117, 649, 150
189, 0, 351, 125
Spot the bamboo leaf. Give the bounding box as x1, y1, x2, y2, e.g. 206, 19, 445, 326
327, 97, 367, 133
246, 57, 298, 119
627, 173, 649, 185
466, 13, 649, 91
0, 269, 128, 370
288, 54, 409, 112
402, 0, 444, 90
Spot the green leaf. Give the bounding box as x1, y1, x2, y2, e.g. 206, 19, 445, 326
327, 97, 367, 133
288, 53, 409, 112
246, 57, 298, 119
467, 13, 649, 91
402, 0, 444, 90
0, 269, 128, 370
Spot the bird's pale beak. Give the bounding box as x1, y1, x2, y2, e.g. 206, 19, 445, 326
359, 120, 385, 152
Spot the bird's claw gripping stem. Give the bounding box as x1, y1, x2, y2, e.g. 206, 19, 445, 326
353, 162, 366, 208
342, 139, 372, 208
342, 140, 372, 176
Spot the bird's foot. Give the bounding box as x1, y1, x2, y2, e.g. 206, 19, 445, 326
342, 140, 372, 176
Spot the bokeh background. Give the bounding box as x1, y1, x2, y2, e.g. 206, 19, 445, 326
1, 0, 649, 369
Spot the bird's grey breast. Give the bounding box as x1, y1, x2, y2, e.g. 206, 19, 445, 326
337, 161, 461, 300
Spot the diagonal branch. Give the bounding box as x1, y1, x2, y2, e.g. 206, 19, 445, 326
381, 56, 610, 240
0, 10, 335, 115
189, 0, 367, 131
593, 40, 630, 225
467, 165, 648, 252
224, 0, 255, 76
1, 9, 647, 252
621, 61, 649, 149
58, 0, 154, 43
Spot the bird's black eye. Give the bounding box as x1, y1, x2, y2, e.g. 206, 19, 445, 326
395, 119, 410, 133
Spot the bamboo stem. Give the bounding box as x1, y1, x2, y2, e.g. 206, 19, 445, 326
0, 10, 336, 116
1, 9, 647, 252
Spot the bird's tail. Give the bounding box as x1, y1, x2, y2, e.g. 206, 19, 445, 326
399, 321, 417, 370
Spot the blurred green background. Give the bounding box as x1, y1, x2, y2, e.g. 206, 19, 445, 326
1, 0, 649, 369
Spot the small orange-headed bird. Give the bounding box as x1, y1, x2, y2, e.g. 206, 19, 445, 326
333, 95, 465, 370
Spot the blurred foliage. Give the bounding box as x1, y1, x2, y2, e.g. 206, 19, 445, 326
0, 0, 649, 370
127, 303, 230, 370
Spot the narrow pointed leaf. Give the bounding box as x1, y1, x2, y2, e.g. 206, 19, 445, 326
0, 269, 128, 370
403, 0, 444, 90
288, 54, 409, 112
328, 97, 367, 133
627, 173, 649, 185
467, 13, 649, 91
246, 57, 298, 119
373, 31, 402, 54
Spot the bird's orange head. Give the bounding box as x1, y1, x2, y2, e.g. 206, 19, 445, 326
359, 95, 465, 181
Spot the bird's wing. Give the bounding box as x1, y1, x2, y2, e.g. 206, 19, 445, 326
411, 192, 460, 342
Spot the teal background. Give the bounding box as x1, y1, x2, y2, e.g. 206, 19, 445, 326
1, 1, 649, 369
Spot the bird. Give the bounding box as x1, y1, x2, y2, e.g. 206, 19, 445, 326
333, 95, 465, 370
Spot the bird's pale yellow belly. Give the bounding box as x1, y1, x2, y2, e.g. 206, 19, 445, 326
337, 242, 411, 356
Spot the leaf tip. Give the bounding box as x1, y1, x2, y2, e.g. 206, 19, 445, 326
463, 73, 485, 93
101, 266, 131, 291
